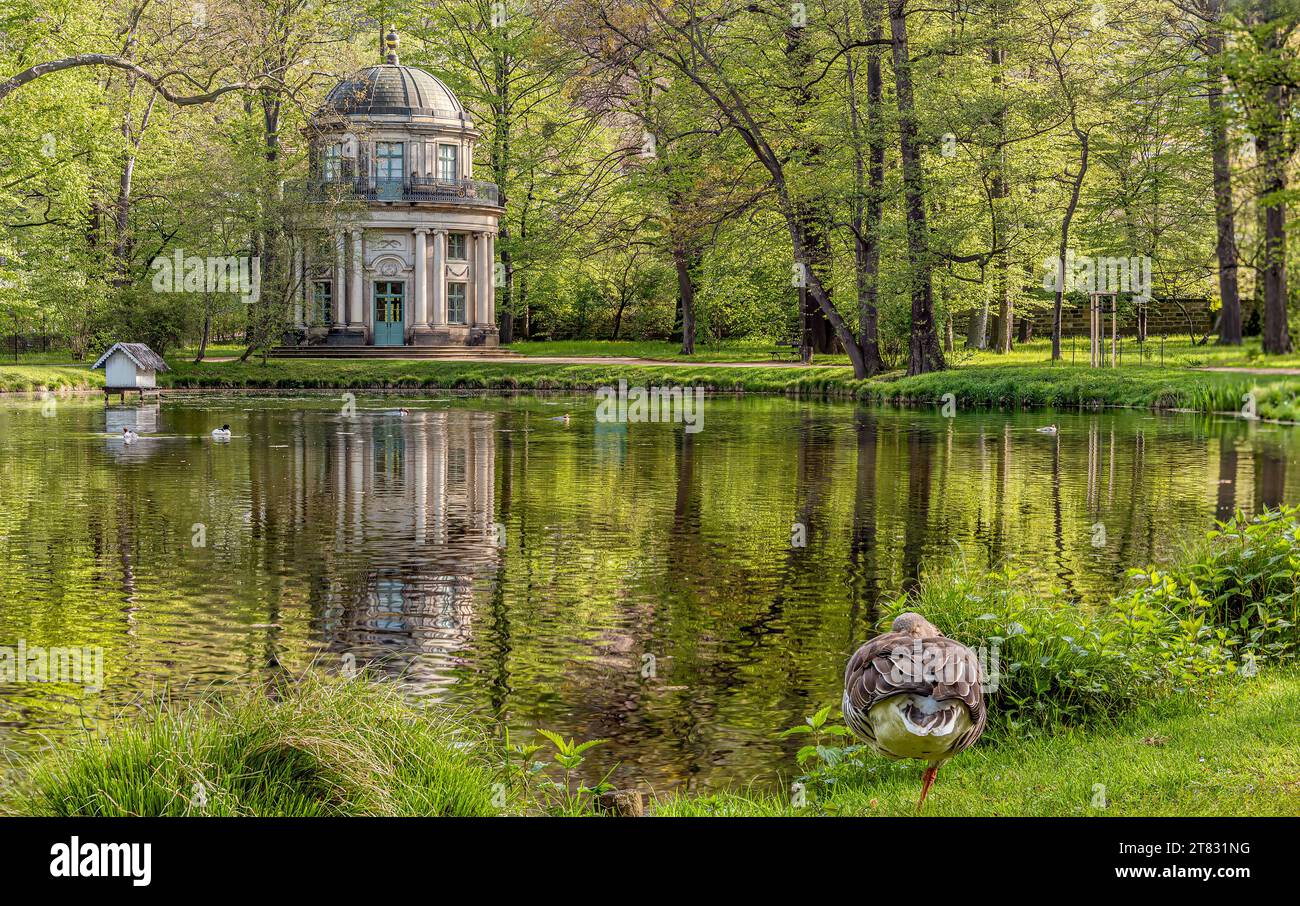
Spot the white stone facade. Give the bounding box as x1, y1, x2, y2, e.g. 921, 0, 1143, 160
289, 35, 501, 348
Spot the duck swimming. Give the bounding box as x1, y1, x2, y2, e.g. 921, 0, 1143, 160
212, 424, 232, 440
550, 413, 570, 424
121, 427, 138, 445
1036, 424, 1058, 435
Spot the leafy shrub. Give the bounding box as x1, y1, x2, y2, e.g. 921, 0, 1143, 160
1125, 506, 1300, 666
879, 566, 1215, 737
875, 508, 1300, 736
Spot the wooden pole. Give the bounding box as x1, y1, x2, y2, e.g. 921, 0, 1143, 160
1111, 296, 1117, 368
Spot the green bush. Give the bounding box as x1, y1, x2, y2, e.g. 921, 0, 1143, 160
1124, 506, 1300, 667
879, 566, 1218, 737
877, 507, 1300, 736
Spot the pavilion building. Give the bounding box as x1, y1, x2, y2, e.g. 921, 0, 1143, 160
287, 31, 501, 349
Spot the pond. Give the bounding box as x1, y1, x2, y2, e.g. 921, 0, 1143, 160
0, 393, 1296, 791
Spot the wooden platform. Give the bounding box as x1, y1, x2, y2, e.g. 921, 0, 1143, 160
267, 346, 516, 360
103, 386, 162, 403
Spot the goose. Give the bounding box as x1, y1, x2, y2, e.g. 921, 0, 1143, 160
121, 427, 138, 445
1036, 424, 1058, 435
211, 424, 232, 440
843, 612, 987, 810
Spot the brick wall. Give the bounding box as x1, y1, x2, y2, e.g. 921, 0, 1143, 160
1026, 296, 1219, 338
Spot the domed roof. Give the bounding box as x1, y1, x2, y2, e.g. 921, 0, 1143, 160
323, 64, 466, 119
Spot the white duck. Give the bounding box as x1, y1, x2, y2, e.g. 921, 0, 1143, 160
121, 427, 138, 445
843, 612, 987, 810
1036, 424, 1058, 435
212, 424, 232, 440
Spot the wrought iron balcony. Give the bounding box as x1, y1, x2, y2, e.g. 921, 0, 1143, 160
296, 176, 500, 207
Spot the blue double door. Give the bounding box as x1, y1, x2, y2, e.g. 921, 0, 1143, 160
373, 281, 406, 346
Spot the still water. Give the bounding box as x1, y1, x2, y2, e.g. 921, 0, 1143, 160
0, 393, 1296, 790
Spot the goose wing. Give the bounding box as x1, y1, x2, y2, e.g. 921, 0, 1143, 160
843, 631, 987, 754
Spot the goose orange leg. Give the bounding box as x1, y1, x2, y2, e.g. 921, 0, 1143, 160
917, 763, 940, 811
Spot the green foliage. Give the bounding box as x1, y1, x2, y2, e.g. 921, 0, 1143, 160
501, 729, 612, 817
1124, 507, 1300, 666
777, 704, 856, 771
872, 508, 1300, 736
91, 288, 195, 358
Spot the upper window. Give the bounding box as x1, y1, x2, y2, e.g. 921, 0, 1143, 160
438, 144, 459, 181
323, 143, 342, 181
447, 233, 468, 260
376, 142, 404, 181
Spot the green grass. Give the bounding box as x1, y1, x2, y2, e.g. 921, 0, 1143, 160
6, 342, 1300, 422
509, 337, 855, 364
963, 335, 1300, 371
8, 673, 499, 817
12, 669, 1294, 818
867, 363, 1300, 421
0, 364, 100, 392
650, 671, 1300, 817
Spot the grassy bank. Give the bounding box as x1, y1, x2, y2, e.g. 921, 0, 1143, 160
655, 671, 1300, 817
9, 669, 1294, 818
8, 508, 1297, 818
0, 365, 101, 392
5, 350, 1300, 421
164, 357, 1300, 421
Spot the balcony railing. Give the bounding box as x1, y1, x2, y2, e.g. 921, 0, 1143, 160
296, 176, 500, 207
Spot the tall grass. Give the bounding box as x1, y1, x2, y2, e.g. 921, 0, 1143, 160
12, 674, 499, 817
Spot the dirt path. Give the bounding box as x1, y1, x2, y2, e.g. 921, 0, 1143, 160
1201, 366, 1300, 376
194, 354, 850, 369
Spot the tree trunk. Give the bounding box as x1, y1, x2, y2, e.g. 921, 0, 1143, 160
849, 0, 885, 375
785, 20, 837, 355
889, 0, 944, 375
1258, 94, 1292, 354
499, 251, 515, 344
1053, 132, 1088, 359
987, 12, 1009, 353
1207, 24, 1242, 345
672, 240, 697, 354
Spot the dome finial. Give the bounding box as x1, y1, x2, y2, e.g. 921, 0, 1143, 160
384, 28, 399, 65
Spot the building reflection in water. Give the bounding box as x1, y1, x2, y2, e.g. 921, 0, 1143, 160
281, 409, 498, 692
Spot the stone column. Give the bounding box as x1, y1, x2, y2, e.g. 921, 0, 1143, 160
350, 228, 364, 328
472, 231, 486, 326
414, 228, 429, 327
333, 232, 347, 329
486, 233, 496, 329
432, 229, 447, 326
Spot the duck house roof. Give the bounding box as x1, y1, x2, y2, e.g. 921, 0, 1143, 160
91, 343, 170, 373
